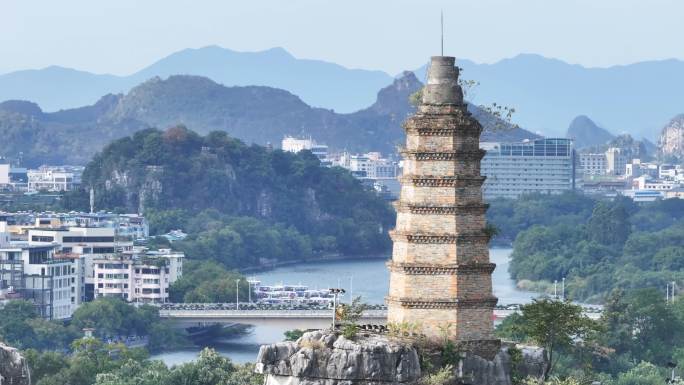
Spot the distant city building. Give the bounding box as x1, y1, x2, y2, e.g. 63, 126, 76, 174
92, 248, 183, 303
161, 229, 188, 242
0, 163, 9, 186
578, 153, 607, 176
0, 242, 78, 319
332, 151, 399, 180
0, 162, 28, 191
281, 136, 329, 164
605, 147, 628, 176
481, 138, 575, 199
28, 225, 133, 303
27, 166, 84, 192
0, 211, 182, 317
625, 159, 659, 179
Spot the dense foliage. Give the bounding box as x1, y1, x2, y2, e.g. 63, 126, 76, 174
497, 289, 684, 384
25, 341, 260, 385
499, 193, 684, 302
0, 298, 183, 352
64, 127, 394, 269
486, 192, 596, 245
0, 300, 78, 350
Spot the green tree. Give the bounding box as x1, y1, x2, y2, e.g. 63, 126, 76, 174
587, 202, 631, 248
23, 349, 69, 385
602, 289, 683, 365
515, 299, 600, 380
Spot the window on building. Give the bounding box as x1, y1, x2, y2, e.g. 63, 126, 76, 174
29, 249, 50, 264
62, 236, 115, 243
31, 235, 55, 242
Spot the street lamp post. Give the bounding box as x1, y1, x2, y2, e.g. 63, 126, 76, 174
562, 277, 566, 300
329, 288, 346, 330
349, 276, 353, 304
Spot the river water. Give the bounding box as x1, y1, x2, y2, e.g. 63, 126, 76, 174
152, 248, 537, 365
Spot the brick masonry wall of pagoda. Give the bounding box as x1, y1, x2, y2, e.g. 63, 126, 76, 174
386, 56, 500, 360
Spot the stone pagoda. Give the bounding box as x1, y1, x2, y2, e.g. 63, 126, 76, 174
387, 56, 500, 359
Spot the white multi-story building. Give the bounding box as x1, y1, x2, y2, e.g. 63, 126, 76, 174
0, 163, 9, 186
605, 147, 628, 176
481, 138, 575, 199
0, 242, 78, 319
28, 226, 133, 303
631, 175, 678, 191
27, 166, 83, 192
333, 152, 399, 180
625, 159, 659, 179
659, 164, 683, 181
281, 136, 329, 163
579, 153, 607, 176
92, 248, 183, 303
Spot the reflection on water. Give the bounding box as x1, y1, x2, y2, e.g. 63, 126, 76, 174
152, 248, 535, 365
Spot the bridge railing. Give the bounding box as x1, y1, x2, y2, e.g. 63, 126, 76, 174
159, 308, 388, 318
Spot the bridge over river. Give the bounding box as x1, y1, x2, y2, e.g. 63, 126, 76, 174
159, 306, 602, 330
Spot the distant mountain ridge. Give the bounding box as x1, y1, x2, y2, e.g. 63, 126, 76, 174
415, 54, 684, 140
2, 47, 683, 140
0, 72, 537, 166
0, 46, 393, 114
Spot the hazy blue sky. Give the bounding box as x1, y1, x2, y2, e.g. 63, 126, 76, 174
2, 0, 683, 75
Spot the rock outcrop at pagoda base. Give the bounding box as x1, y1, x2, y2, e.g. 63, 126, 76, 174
256, 330, 421, 385
0, 342, 31, 385
457, 343, 547, 385
255, 331, 546, 385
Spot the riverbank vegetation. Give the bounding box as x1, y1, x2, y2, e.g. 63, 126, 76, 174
0, 298, 183, 353
497, 289, 684, 384
492, 192, 684, 302
25, 341, 261, 385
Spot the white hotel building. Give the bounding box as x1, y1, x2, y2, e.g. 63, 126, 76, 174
481, 138, 575, 200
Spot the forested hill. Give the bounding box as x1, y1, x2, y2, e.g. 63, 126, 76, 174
62, 127, 394, 267
494, 193, 684, 303
0, 72, 537, 166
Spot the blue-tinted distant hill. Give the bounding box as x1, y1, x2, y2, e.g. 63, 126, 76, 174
0, 72, 536, 166
4, 47, 682, 142
415, 54, 684, 140
565, 115, 614, 149
0, 46, 393, 114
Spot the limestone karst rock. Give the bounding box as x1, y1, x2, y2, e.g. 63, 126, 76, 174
659, 114, 684, 159
0, 342, 31, 385
255, 331, 421, 385
254, 331, 547, 385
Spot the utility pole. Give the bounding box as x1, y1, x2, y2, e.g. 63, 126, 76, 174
667, 283, 670, 303
236, 280, 240, 310
554, 280, 558, 299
